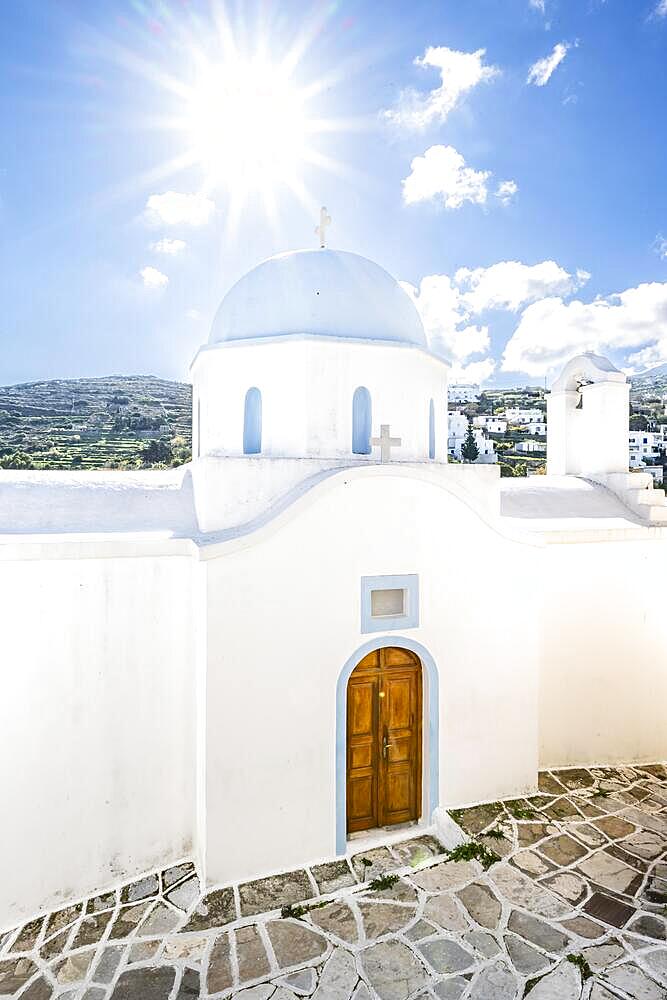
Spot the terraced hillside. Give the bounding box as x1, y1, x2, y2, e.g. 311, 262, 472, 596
0, 375, 192, 470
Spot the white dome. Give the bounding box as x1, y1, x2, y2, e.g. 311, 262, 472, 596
209, 248, 427, 348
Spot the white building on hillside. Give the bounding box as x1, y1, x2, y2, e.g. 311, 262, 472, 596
524, 421, 547, 436
448, 411, 496, 463
448, 383, 480, 404
515, 439, 546, 454
1, 242, 667, 940
629, 430, 665, 468
473, 414, 507, 434
504, 407, 545, 425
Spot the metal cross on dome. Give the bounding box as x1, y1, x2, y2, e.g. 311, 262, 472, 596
371, 425, 402, 463
315, 206, 332, 248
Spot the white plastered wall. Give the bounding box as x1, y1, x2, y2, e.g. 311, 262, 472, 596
547, 354, 630, 477
201, 470, 540, 887
539, 536, 667, 768
191, 336, 448, 462
0, 551, 196, 931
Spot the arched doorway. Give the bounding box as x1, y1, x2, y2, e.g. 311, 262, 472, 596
346, 646, 422, 834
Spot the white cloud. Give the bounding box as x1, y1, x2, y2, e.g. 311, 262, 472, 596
455, 261, 589, 314
402, 145, 492, 209
145, 191, 215, 226
402, 259, 589, 380
502, 281, 667, 376
140, 266, 169, 289
496, 180, 518, 206
527, 42, 571, 86
655, 0, 667, 17
384, 46, 498, 129
529, 0, 546, 12
401, 275, 489, 360
653, 233, 667, 260
450, 358, 497, 385
151, 238, 187, 255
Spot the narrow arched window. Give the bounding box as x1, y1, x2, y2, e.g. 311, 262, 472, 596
243, 387, 262, 455
429, 399, 436, 460
352, 386, 372, 455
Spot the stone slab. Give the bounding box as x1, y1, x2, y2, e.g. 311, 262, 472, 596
468, 960, 518, 1000
411, 860, 478, 892
360, 940, 428, 1000
239, 870, 313, 917
181, 887, 236, 931
489, 865, 570, 919
266, 920, 328, 968
525, 961, 581, 999
583, 891, 635, 928
312, 947, 357, 1000
110, 967, 176, 1000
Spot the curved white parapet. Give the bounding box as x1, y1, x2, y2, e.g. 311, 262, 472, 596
589, 472, 667, 525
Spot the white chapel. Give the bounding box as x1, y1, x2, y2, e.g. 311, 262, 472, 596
1, 240, 666, 932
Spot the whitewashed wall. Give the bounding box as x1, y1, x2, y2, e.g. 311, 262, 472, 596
539, 536, 667, 768
0, 551, 196, 931
201, 468, 540, 887
191, 337, 448, 462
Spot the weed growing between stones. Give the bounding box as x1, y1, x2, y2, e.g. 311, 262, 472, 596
280, 899, 328, 920
592, 789, 610, 799
446, 842, 500, 870
523, 975, 541, 996
359, 857, 373, 882
566, 953, 592, 979
448, 809, 464, 824
367, 873, 400, 891
483, 827, 506, 840
506, 801, 536, 820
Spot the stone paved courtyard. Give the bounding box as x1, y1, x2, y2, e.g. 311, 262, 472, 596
2, 766, 667, 1000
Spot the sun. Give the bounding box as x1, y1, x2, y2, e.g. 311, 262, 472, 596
186, 56, 311, 197
83, 1, 364, 236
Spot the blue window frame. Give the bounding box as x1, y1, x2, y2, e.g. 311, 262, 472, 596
429, 398, 436, 460
352, 386, 372, 455
243, 387, 262, 455
360, 574, 420, 633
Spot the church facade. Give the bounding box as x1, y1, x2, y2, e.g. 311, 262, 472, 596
1, 247, 666, 932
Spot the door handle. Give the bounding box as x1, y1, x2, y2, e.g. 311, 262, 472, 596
383, 737, 392, 759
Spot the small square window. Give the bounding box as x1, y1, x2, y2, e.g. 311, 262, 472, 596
361, 574, 419, 633
371, 588, 405, 618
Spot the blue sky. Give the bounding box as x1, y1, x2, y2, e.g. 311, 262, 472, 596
1, 0, 666, 387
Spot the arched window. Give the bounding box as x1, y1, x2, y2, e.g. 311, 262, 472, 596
428, 398, 436, 460
352, 386, 372, 455
243, 387, 262, 455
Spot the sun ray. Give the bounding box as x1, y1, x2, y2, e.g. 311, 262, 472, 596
69, 0, 368, 228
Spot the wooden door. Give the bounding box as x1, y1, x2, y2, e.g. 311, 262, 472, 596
346, 647, 422, 834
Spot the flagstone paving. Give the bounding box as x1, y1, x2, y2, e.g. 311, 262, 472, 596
2, 766, 667, 998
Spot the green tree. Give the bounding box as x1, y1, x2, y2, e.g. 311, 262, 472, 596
629, 414, 649, 431
461, 419, 479, 463
170, 435, 192, 466
139, 439, 173, 467
0, 451, 33, 469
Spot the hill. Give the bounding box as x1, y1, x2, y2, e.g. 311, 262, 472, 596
631, 363, 667, 396
0, 375, 192, 470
